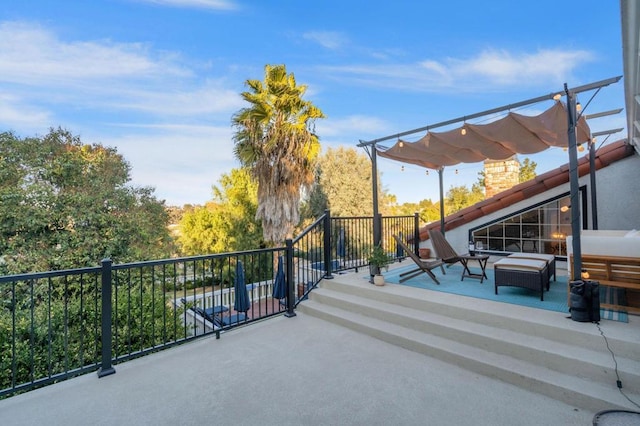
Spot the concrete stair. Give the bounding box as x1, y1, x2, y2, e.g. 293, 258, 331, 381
298, 274, 640, 412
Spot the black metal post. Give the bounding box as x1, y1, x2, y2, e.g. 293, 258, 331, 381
438, 168, 445, 235
589, 141, 599, 230
565, 85, 583, 281
371, 146, 382, 247
323, 209, 334, 279
97, 258, 115, 378
284, 239, 296, 317
414, 213, 420, 254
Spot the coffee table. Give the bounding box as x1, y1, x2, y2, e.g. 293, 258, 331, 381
460, 254, 489, 283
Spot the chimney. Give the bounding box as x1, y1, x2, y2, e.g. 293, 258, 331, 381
484, 156, 520, 198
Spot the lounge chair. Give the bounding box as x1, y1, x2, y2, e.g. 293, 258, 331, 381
192, 306, 247, 327
428, 229, 463, 268
392, 234, 444, 284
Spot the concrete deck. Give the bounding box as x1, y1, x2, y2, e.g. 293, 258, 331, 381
0, 261, 635, 425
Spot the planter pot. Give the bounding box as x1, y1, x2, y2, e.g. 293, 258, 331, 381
419, 248, 431, 259
373, 274, 385, 286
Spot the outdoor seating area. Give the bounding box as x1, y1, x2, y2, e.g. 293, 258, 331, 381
494, 257, 550, 301
507, 252, 557, 282
567, 230, 640, 314
428, 229, 463, 267
392, 234, 444, 284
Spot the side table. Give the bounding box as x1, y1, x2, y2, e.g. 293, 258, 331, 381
460, 254, 489, 283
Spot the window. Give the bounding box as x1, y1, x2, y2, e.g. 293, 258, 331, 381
470, 193, 583, 257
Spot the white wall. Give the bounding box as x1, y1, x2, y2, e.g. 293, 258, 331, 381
422, 152, 640, 255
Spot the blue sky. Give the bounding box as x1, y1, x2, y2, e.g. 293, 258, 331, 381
0, 0, 626, 206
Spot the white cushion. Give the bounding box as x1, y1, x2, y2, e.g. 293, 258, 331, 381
494, 258, 547, 271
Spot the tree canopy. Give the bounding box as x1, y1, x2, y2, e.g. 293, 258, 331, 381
231, 64, 325, 245
303, 147, 375, 218
178, 168, 262, 255
0, 129, 173, 274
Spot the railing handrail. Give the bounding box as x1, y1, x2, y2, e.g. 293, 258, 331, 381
0, 211, 421, 399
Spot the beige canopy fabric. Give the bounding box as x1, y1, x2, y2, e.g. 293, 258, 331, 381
377, 101, 591, 169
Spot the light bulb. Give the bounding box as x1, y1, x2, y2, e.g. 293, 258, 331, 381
553, 93, 562, 101
461, 127, 466, 136
398, 140, 404, 148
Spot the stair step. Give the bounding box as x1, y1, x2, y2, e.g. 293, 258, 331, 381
309, 287, 640, 390
320, 276, 640, 359
298, 279, 640, 412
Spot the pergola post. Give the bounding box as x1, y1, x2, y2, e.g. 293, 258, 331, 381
565, 84, 583, 281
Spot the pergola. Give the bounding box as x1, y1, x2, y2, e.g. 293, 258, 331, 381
358, 76, 622, 281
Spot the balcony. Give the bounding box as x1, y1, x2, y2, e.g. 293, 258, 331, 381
1, 261, 639, 425
1, 213, 639, 424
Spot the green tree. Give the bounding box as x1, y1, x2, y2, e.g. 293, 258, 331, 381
0, 129, 173, 274
519, 158, 537, 182
232, 64, 325, 245
445, 183, 484, 215
178, 168, 262, 255
0, 129, 183, 394
304, 147, 374, 218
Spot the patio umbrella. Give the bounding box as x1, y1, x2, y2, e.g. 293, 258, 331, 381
234, 260, 251, 313
271, 256, 287, 300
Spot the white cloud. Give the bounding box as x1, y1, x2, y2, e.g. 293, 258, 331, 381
0, 94, 51, 132
450, 49, 595, 86
318, 48, 595, 93
303, 31, 349, 50
97, 124, 236, 206
134, 0, 238, 10
0, 21, 243, 128
0, 22, 189, 86
317, 115, 390, 138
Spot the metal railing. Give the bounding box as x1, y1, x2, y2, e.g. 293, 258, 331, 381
0, 211, 421, 398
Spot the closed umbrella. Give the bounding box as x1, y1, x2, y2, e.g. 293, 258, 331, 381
396, 232, 405, 259
272, 256, 287, 300
234, 261, 251, 313
337, 227, 346, 264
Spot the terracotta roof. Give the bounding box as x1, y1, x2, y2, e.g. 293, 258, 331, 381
417, 140, 636, 242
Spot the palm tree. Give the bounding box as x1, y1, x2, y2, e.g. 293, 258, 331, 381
232, 64, 325, 244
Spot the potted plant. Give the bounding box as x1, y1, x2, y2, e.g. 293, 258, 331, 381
368, 244, 391, 285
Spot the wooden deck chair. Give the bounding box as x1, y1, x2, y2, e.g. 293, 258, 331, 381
392, 234, 444, 284
427, 229, 462, 269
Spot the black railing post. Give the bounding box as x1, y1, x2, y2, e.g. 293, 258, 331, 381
284, 239, 296, 318
97, 258, 116, 378
323, 209, 334, 279
374, 213, 382, 248
414, 213, 421, 255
